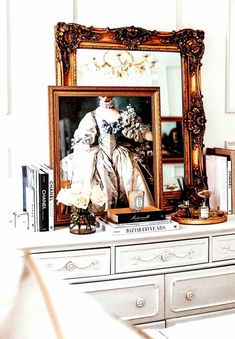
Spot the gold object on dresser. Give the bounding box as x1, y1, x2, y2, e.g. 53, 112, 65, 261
171, 209, 227, 225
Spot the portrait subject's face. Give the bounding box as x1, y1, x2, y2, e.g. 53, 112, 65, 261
99, 96, 115, 108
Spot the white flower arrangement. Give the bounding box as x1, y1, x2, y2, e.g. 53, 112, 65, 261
56, 183, 106, 210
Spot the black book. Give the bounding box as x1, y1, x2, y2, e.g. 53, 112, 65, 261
107, 206, 167, 224
38, 169, 49, 232
40, 164, 54, 231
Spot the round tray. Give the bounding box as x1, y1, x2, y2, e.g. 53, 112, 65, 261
171, 210, 227, 225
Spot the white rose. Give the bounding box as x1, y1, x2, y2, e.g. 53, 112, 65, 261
90, 186, 106, 207
72, 192, 89, 209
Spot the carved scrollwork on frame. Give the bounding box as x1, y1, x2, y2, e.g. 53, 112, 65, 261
55, 22, 102, 75
184, 91, 207, 192
184, 92, 207, 148
175, 29, 205, 76
160, 29, 205, 76
53, 22, 207, 215
108, 26, 156, 49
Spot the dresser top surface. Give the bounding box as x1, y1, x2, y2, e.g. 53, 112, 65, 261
7, 215, 235, 253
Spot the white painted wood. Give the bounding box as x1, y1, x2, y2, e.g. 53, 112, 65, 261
136, 321, 165, 330
70, 275, 164, 324
115, 238, 208, 273
212, 234, 235, 261
13, 216, 235, 326
165, 265, 235, 318
166, 308, 235, 326
32, 248, 111, 279
13, 215, 235, 252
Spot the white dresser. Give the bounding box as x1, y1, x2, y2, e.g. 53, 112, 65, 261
17, 215, 235, 330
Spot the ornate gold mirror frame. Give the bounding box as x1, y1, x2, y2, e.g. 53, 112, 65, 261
54, 22, 207, 210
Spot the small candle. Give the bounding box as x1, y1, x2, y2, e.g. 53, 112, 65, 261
128, 190, 145, 211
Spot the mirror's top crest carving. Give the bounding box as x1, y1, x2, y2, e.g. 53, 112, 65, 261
107, 26, 157, 49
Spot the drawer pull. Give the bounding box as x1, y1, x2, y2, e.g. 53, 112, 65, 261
186, 291, 196, 301
136, 298, 146, 308
161, 250, 173, 261
54, 260, 98, 272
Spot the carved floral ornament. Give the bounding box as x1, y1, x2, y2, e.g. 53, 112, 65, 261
184, 92, 207, 148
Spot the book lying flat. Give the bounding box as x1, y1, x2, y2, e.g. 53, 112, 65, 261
102, 217, 173, 228
97, 217, 179, 235
107, 206, 167, 223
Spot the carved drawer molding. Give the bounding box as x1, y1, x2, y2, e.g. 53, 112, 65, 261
212, 234, 235, 261
165, 265, 235, 318
115, 238, 208, 273
31, 248, 111, 279
71, 275, 164, 325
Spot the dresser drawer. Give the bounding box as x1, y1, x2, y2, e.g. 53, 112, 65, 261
71, 275, 164, 324
31, 248, 111, 279
165, 266, 235, 318
212, 234, 235, 261
115, 238, 208, 273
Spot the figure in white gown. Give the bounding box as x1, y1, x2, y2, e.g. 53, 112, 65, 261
61, 96, 154, 211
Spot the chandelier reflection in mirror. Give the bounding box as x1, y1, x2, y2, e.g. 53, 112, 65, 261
78, 50, 158, 85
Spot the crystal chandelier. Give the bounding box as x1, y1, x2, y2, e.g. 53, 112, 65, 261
84, 50, 158, 79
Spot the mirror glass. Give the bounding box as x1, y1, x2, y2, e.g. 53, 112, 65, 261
76, 49, 183, 192
77, 50, 182, 116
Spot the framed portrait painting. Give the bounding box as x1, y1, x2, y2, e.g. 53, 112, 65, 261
48, 86, 162, 225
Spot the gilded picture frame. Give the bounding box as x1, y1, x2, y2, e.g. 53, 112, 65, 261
48, 86, 161, 225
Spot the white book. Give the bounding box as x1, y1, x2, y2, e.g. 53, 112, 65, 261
22, 165, 36, 232
102, 217, 173, 228
227, 159, 232, 214
26, 165, 39, 232
205, 154, 228, 211
97, 217, 179, 235
40, 164, 54, 231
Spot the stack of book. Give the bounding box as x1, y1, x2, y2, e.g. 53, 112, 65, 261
97, 206, 179, 235
205, 147, 235, 214
22, 164, 54, 232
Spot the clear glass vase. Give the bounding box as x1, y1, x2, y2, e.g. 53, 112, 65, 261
69, 206, 96, 234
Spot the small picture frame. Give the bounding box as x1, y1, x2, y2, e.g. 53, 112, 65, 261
13, 211, 29, 230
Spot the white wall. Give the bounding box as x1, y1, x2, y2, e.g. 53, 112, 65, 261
1, 0, 74, 221
2, 0, 235, 220
74, 0, 176, 29
176, 0, 235, 149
